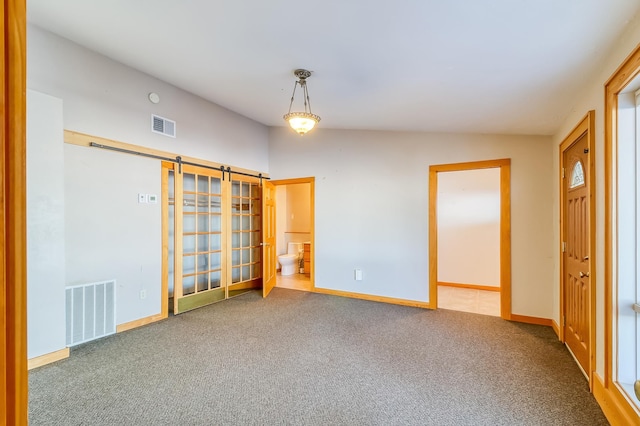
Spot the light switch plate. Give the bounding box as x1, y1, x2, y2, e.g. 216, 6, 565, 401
138, 193, 147, 203
148, 194, 158, 204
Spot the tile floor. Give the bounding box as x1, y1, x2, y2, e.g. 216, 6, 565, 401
276, 272, 311, 292
437, 285, 500, 317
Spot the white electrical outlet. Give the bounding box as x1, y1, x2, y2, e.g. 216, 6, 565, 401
140, 289, 147, 299
355, 269, 363, 281
138, 193, 147, 203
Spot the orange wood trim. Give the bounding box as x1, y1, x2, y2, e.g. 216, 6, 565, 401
309, 179, 315, 290
437, 281, 500, 292
270, 177, 315, 186
604, 42, 640, 393
509, 314, 553, 327
430, 158, 511, 173
160, 162, 171, 319
558, 110, 596, 389
2, 0, 28, 423
64, 129, 269, 179
313, 287, 433, 309
116, 313, 165, 333
587, 110, 596, 391
500, 160, 512, 320
429, 159, 511, 319
551, 319, 561, 340
428, 168, 438, 308
28, 348, 70, 370
593, 373, 640, 425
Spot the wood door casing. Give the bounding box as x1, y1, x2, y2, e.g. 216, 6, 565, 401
563, 133, 591, 376
262, 181, 276, 297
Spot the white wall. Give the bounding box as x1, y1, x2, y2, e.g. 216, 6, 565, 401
27, 90, 66, 358
286, 183, 311, 233
551, 12, 640, 378
437, 168, 500, 287
269, 127, 554, 318
27, 25, 269, 328
275, 186, 287, 257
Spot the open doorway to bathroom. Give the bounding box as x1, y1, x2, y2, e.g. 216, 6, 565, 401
272, 178, 315, 292
429, 159, 512, 319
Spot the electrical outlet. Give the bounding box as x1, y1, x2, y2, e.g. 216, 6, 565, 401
138, 193, 147, 203
140, 289, 147, 299
355, 269, 363, 281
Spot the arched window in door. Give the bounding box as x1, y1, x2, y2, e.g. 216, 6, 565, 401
569, 160, 585, 189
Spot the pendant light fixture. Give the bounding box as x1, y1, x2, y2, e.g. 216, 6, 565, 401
283, 69, 321, 135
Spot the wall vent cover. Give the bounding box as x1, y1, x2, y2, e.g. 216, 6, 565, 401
65, 279, 116, 346
151, 114, 176, 138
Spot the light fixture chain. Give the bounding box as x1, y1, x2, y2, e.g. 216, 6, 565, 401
287, 80, 299, 114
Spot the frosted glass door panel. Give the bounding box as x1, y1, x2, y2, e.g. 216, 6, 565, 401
174, 166, 226, 313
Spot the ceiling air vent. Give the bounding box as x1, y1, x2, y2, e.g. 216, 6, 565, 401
151, 114, 176, 138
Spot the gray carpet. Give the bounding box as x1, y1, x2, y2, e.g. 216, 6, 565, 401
29, 288, 608, 425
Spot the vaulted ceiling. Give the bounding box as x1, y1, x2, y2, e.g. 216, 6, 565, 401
27, 0, 640, 135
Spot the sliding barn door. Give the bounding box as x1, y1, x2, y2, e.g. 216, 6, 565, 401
173, 165, 226, 314
228, 176, 263, 298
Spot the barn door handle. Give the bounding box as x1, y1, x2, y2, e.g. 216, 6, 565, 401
579, 271, 590, 278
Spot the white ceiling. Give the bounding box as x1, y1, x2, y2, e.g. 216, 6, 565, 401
27, 0, 640, 136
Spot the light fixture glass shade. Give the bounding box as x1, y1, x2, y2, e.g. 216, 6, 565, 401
284, 69, 321, 135
284, 112, 321, 135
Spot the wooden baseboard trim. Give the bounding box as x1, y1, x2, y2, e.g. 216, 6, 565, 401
551, 319, 560, 339
437, 281, 500, 292
116, 313, 164, 333
509, 314, 553, 327
593, 373, 640, 425
28, 348, 70, 370
312, 287, 433, 309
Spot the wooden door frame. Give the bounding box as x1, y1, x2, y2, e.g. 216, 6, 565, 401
270, 177, 315, 290
603, 42, 640, 424
429, 159, 512, 318
558, 110, 595, 390
2, 0, 28, 423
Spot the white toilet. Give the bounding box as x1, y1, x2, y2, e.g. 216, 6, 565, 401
278, 242, 304, 276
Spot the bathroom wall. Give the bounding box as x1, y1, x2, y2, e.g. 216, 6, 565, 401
275, 186, 287, 257
285, 183, 311, 244
276, 183, 311, 268
437, 168, 500, 287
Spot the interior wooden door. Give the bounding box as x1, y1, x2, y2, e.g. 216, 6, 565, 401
173, 165, 226, 314
563, 133, 591, 376
262, 180, 276, 297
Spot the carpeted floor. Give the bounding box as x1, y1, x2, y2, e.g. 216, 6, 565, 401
29, 288, 608, 425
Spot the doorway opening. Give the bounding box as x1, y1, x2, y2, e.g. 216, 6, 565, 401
272, 178, 315, 292
429, 159, 512, 319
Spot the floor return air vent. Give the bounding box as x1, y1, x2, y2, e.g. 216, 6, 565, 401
65, 280, 116, 346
